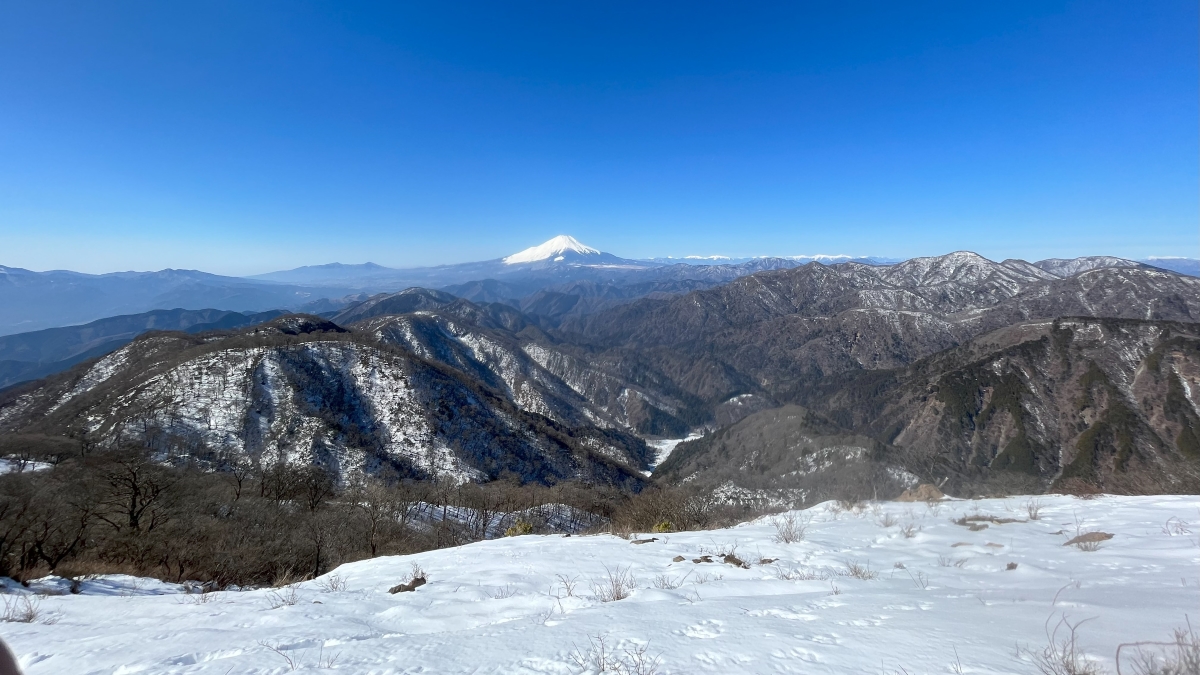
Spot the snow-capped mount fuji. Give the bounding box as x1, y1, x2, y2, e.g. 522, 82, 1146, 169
251, 236, 655, 289
500, 235, 645, 269
503, 235, 602, 264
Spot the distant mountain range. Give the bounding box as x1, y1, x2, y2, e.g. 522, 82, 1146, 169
3, 235, 1192, 337
3, 247, 1197, 496
641, 254, 901, 266
1138, 256, 1200, 277
0, 266, 336, 336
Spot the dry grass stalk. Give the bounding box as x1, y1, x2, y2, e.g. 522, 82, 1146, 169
591, 565, 636, 602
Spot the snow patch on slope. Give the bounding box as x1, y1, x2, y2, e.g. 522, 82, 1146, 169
646, 433, 702, 474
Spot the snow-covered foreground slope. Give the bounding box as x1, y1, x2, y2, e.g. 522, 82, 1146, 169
4, 494, 1197, 674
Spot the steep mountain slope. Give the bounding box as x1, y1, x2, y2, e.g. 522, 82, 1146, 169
0, 308, 284, 389
0, 316, 651, 487
439, 260, 811, 326
653, 404, 915, 502
794, 317, 1200, 493
346, 303, 702, 435
561, 256, 1200, 410
327, 254, 1200, 449
653, 318, 1200, 496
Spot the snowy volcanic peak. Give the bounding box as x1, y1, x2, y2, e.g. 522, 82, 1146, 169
503, 235, 602, 264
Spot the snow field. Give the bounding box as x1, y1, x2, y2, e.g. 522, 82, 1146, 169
2, 494, 1197, 674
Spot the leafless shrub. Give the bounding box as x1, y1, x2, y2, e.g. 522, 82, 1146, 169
1, 594, 41, 623
926, 501, 944, 517
271, 568, 304, 588
838, 499, 864, 513
773, 565, 824, 581
533, 607, 556, 625
1063, 514, 1112, 552
591, 565, 636, 602
1162, 517, 1193, 537
697, 542, 739, 558
876, 512, 898, 528
772, 513, 809, 543
608, 525, 634, 541
555, 574, 579, 598
1119, 618, 1200, 675
1027, 499, 1044, 521
315, 573, 347, 593
177, 589, 218, 605
266, 585, 299, 609
489, 583, 517, 599
938, 555, 968, 568
316, 646, 341, 669
618, 641, 662, 675
610, 485, 733, 533
1026, 615, 1105, 675
258, 641, 339, 671
567, 633, 661, 674
692, 571, 722, 585
388, 562, 429, 593
119, 578, 149, 598
900, 522, 920, 538
259, 641, 301, 671
843, 559, 877, 580
906, 569, 930, 590
405, 563, 427, 584
653, 573, 688, 590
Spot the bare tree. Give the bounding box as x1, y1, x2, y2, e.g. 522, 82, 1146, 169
92, 448, 178, 532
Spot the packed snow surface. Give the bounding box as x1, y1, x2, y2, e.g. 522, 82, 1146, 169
3, 494, 1197, 674
504, 235, 601, 264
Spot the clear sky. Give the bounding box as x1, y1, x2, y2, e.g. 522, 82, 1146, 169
1, 1, 1196, 275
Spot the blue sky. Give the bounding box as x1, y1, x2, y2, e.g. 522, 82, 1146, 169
1, 1, 1196, 275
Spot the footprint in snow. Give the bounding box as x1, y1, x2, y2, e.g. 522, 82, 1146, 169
680, 620, 724, 639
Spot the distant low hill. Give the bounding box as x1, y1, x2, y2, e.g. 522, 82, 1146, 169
0, 266, 336, 335
1140, 257, 1200, 277
0, 308, 283, 389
